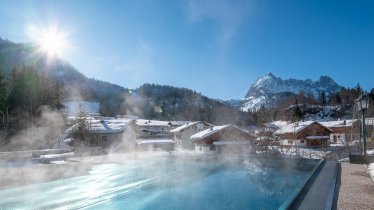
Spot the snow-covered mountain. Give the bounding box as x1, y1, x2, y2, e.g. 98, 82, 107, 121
236, 73, 343, 111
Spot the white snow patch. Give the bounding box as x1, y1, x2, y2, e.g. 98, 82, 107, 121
367, 149, 374, 155
369, 163, 374, 179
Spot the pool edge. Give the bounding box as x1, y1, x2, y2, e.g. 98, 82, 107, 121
278, 159, 325, 210
284, 160, 339, 210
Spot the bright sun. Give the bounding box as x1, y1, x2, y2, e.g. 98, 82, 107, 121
40, 33, 64, 56
31, 25, 70, 58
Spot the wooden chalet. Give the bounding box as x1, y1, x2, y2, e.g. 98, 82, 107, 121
320, 120, 359, 144
66, 117, 137, 151
275, 121, 332, 147
170, 121, 214, 150
190, 124, 256, 154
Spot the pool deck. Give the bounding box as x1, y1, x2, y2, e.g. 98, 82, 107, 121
333, 162, 374, 210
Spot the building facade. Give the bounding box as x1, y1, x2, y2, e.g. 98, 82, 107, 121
170, 121, 213, 150
275, 121, 332, 147
191, 125, 256, 154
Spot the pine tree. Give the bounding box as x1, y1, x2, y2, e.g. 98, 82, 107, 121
0, 65, 10, 140
0, 65, 7, 111
319, 91, 326, 105
54, 80, 64, 110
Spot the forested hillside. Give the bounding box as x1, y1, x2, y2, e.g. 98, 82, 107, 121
0, 37, 128, 101
116, 84, 252, 125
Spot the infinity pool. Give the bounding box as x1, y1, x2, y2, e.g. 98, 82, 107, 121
0, 155, 320, 210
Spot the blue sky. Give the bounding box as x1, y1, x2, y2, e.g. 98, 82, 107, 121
0, 0, 373, 99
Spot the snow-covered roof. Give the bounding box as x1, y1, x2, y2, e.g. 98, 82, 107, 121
169, 121, 191, 127
170, 121, 213, 133
190, 124, 251, 140
66, 118, 134, 134
190, 125, 230, 140
213, 140, 251, 145
136, 139, 174, 145
274, 121, 327, 135
135, 119, 190, 127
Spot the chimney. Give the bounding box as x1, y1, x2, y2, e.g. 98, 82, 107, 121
343, 120, 346, 125
210, 126, 213, 131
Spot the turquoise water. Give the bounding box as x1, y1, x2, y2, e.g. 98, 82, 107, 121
0, 156, 319, 210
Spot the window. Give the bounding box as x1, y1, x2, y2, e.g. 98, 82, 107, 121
210, 146, 216, 151
199, 146, 202, 151
300, 140, 304, 143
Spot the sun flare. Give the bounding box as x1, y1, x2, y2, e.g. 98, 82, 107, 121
40, 33, 64, 56
31, 24, 70, 58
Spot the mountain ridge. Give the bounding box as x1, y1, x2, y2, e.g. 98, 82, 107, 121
228, 73, 343, 111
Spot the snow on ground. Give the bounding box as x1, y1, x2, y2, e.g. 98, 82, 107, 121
368, 163, 374, 179
367, 149, 374, 155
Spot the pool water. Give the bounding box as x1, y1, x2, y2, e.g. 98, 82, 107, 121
0, 156, 320, 210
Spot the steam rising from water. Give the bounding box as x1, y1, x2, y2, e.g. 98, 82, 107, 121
3, 107, 65, 151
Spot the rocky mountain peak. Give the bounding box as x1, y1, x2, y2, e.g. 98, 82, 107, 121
239, 73, 343, 111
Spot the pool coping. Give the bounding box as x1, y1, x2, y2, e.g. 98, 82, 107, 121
284, 160, 339, 210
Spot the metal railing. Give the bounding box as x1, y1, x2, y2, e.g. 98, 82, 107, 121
256, 144, 357, 160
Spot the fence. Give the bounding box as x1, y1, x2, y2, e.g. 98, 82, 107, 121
257, 144, 358, 160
